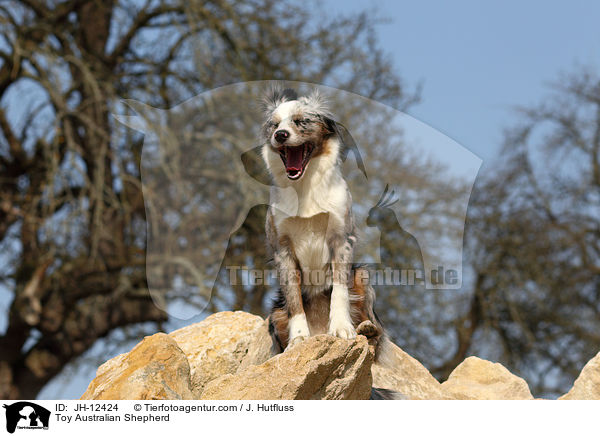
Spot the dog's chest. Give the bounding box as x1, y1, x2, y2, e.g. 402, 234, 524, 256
279, 212, 331, 272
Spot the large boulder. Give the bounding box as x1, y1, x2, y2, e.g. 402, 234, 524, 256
81, 333, 193, 400
440, 356, 534, 400
168, 311, 272, 396
559, 351, 600, 400
200, 334, 374, 400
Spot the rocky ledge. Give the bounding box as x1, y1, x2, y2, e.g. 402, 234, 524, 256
80, 311, 600, 400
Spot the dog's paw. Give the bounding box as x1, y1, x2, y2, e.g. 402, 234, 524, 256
356, 320, 379, 339
285, 335, 308, 350
328, 319, 357, 340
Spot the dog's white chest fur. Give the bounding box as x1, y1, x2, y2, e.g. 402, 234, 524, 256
279, 212, 330, 276
270, 168, 349, 291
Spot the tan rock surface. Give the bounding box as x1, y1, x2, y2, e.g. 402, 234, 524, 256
559, 351, 600, 400
169, 311, 272, 396
81, 333, 193, 400
79, 311, 564, 401
440, 356, 533, 400
200, 335, 373, 400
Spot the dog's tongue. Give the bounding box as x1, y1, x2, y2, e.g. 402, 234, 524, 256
286, 146, 303, 171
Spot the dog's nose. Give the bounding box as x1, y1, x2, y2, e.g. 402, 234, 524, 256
274, 130, 289, 143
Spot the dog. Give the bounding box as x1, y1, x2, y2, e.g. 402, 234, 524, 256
260, 87, 391, 362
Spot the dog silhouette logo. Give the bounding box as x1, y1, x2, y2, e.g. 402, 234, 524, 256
3, 402, 50, 433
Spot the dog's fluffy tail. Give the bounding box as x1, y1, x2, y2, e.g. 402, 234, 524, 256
373, 332, 397, 366
370, 387, 407, 400
371, 336, 408, 399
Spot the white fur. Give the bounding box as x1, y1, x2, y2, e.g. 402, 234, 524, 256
328, 283, 356, 339
288, 313, 310, 346
270, 101, 298, 142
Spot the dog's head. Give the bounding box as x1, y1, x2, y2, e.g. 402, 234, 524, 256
261, 87, 340, 182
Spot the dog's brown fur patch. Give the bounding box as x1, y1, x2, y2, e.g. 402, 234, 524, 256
270, 307, 290, 350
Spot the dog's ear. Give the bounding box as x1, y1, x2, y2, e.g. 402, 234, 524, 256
302, 89, 330, 114
262, 85, 298, 114
330, 120, 368, 180
320, 116, 342, 135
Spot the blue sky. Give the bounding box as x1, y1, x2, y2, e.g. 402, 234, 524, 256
343, 0, 600, 165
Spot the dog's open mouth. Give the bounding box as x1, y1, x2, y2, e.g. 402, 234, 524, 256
278, 143, 315, 180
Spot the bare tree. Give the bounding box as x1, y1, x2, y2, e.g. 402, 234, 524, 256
0, 0, 418, 398
447, 69, 600, 397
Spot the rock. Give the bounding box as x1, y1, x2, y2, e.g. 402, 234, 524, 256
169, 311, 272, 396
440, 356, 533, 400
200, 335, 373, 400
80, 311, 547, 401
80, 333, 193, 400
371, 341, 449, 400
238, 317, 274, 370
559, 351, 600, 400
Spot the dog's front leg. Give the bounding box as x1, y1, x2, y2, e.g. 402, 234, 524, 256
275, 238, 310, 349
328, 235, 357, 339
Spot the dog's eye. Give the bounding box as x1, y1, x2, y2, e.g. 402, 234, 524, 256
294, 118, 311, 125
